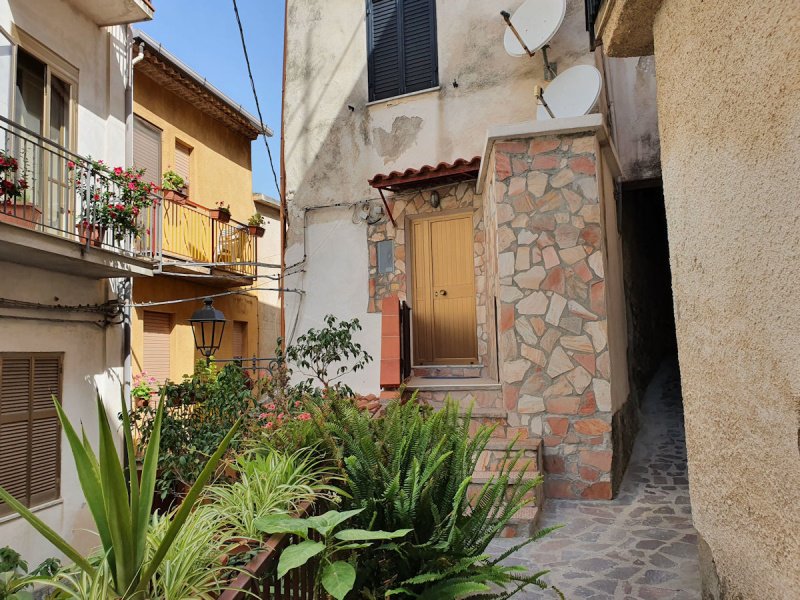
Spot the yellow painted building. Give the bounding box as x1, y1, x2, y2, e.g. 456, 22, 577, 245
130, 29, 272, 383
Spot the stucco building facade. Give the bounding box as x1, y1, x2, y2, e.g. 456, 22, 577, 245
592, 0, 800, 597
283, 0, 669, 515
130, 31, 268, 383
0, 0, 153, 566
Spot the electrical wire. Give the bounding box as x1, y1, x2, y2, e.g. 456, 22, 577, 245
128, 285, 304, 309
231, 0, 281, 202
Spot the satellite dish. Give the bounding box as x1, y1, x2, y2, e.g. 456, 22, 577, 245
536, 64, 602, 119
503, 0, 567, 57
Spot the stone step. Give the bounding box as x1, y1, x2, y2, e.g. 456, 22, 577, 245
410, 364, 486, 379
499, 506, 541, 538
476, 438, 543, 474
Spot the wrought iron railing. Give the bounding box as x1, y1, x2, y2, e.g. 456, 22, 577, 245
159, 197, 257, 277
0, 115, 158, 259
585, 0, 603, 50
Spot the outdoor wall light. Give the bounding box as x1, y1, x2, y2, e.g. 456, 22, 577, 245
189, 297, 226, 360
430, 190, 441, 208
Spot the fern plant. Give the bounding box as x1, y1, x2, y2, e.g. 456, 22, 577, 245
307, 395, 562, 598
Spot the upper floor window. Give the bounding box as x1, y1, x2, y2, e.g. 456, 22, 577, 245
367, 0, 439, 102
133, 115, 162, 186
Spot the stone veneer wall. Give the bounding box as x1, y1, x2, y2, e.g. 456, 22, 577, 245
367, 183, 493, 373
492, 134, 615, 499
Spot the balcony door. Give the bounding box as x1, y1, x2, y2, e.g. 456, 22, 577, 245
13, 45, 74, 233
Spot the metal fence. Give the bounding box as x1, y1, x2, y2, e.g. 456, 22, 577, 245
0, 114, 158, 258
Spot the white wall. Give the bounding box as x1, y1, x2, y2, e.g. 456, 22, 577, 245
0, 0, 129, 166
284, 208, 381, 393
0, 261, 123, 566
255, 201, 282, 358
0, 0, 130, 565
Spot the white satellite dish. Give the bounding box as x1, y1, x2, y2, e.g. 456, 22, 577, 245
536, 64, 602, 119
503, 0, 567, 57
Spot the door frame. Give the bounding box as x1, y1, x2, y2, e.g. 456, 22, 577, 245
407, 207, 478, 366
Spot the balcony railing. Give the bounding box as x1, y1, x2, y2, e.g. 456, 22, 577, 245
159, 197, 257, 278
0, 115, 157, 260
0, 115, 257, 278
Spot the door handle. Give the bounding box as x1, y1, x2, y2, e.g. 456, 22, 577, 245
436, 289, 447, 297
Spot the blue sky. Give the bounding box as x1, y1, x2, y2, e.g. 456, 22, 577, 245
138, 1, 284, 199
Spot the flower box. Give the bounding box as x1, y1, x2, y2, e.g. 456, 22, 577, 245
247, 225, 265, 238
210, 209, 231, 223
0, 202, 42, 230
163, 189, 189, 205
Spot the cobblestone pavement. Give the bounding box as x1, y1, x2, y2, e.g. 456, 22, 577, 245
489, 360, 701, 599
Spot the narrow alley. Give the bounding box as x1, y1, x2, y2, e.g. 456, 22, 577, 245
490, 360, 701, 599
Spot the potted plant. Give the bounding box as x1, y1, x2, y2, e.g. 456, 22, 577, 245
210, 201, 231, 223
161, 170, 188, 204
69, 160, 157, 245
246, 212, 265, 237
0, 151, 40, 230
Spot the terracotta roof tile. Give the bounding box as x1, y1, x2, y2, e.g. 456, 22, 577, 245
369, 156, 481, 192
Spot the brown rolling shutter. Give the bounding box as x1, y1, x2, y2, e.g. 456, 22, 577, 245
0, 354, 62, 515
143, 311, 172, 384
133, 116, 162, 186
174, 142, 191, 186
232, 321, 247, 359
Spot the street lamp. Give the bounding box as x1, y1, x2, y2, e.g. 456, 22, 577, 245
189, 297, 226, 360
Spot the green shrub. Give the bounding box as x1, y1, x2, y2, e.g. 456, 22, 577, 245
307, 395, 561, 598
0, 546, 59, 600
132, 362, 255, 499
203, 450, 338, 540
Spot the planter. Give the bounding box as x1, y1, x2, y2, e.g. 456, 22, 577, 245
0, 202, 42, 230
76, 222, 106, 247
210, 209, 231, 223
247, 225, 265, 238
163, 189, 189, 205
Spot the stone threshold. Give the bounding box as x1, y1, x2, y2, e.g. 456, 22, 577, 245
404, 376, 501, 391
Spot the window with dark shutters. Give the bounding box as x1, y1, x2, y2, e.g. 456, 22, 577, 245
367, 0, 438, 102
0, 354, 62, 516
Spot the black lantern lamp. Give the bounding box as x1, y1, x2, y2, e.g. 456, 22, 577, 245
189, 298, 226, 360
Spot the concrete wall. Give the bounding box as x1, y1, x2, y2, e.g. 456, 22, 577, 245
0, 0, 132, 566
0, 262, 124, 567
131, 278, 259, 382
133, 72, 254, 221
649, 0, 799, 596
255, 199, 282, 358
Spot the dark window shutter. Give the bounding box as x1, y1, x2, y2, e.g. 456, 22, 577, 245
367, 0, 438, 102
0, 354, 62, 515
368, 0, 402, 101
402, 0, 438, 93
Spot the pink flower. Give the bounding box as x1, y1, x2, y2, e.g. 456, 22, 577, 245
297, 412, 311, 421
132, 207, 139, 216
294, 401, 302, 408
264, 422, 274, 430
258, 412, 269, 420
113, 167, 123, 176
128, 182, 136, 190
67, 160, 75, 169
266, 403, 276, 411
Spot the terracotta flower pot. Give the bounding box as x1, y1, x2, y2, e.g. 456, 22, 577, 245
163, 189, 189, 205
247, 225, 265, 238
76, 222, 106, 247
0, 202, 42, 230
210, 209, 231, 223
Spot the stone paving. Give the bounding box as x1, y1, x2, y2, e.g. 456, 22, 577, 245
489, 360, 701, 599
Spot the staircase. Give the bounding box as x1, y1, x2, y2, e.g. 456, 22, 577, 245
402, 370, 545, 537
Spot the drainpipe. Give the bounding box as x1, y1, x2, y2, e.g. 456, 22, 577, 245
121, 30, 145, 408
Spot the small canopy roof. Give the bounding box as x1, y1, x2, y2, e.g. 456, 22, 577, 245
368, 157, 481, 192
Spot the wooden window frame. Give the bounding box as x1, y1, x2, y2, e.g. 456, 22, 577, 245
0, 352, 63, 516
366, 0, 439, 102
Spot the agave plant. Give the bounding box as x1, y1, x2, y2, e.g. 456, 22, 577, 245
0, 391, 241, 599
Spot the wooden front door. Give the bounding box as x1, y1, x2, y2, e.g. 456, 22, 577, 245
411, 212, 478, 365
